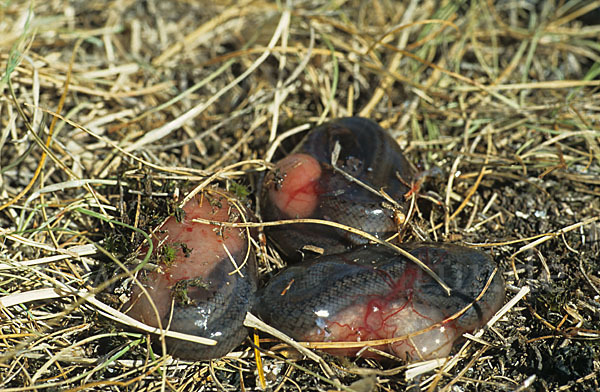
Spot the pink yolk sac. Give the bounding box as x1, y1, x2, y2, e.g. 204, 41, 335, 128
268, 153, 322, 219
257, 243, 505, 360
126, 190, 256, 360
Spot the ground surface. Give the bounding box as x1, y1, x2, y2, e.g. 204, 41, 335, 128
1, 1, 599, 391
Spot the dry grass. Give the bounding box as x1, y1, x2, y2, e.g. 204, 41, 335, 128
1, 0, 600, 391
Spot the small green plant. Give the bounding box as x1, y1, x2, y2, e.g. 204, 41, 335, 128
160, 243, 178, 265
230, 181, 250, 199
